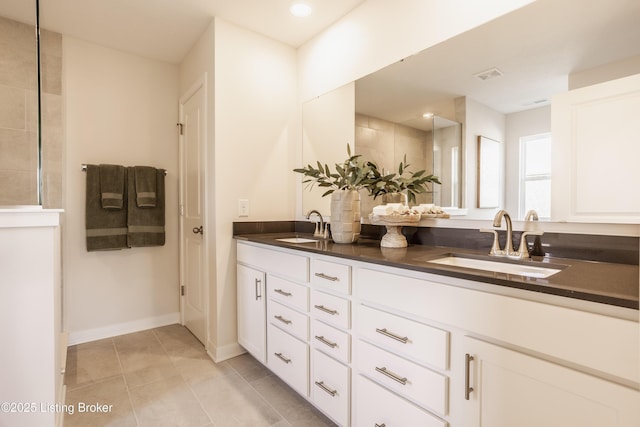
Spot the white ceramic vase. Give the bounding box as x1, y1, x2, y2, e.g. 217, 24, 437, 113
330, 189, 361, 244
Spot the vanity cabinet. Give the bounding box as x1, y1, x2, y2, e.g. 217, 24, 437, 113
552, 72, 640, 223
237, 240, 639, 427
461, 337, 640, 427
236, 264, 266, 363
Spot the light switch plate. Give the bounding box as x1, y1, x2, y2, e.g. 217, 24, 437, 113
238, 199, 249, 217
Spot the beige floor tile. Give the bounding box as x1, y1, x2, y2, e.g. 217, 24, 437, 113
191, 371, 283, 426
65, 338, 122, 391
115, 331, 180, 388
251, 374, 336, 427
154, 324, 204, 354
64, 376, 137, 427
227, 353, 273, 383
129, 375, 210, 427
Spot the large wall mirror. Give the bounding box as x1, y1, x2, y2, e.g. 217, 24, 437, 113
301, 0, 640, 222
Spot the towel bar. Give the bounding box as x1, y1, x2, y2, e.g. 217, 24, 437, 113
81, 164, 168, 175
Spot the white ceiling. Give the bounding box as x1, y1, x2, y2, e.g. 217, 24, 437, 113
0, 0, 367, 62
356, 0, 640, 125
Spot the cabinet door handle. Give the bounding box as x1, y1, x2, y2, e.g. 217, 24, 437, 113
274, 352, 291, 364
314, 304, 338, 315
274, 315, 292, 325
274, 288, 292, 297
314, 380, 337, 397
376, 328, 408, 344
375, 424, 386, 427
314, 335, 338, 348
375, 366, 407, 385
314, 272, 339, 282
255, 278, 262, 300
465, 353, 474, 400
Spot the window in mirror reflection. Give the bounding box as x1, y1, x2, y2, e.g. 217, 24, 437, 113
519, 133, 551, 220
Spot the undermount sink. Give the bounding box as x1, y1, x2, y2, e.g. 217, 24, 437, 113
426, 254, 565, 279
275, 237, 319, 244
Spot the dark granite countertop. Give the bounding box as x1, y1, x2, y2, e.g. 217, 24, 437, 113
235, 232, 639, 310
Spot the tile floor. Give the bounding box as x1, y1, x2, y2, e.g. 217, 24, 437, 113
64, 324, 336, 427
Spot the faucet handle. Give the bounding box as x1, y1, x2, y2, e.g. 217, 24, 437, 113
480, 228, 503, 256
517, 231, 544, 259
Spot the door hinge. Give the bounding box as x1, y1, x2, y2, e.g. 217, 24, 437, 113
176, 122, 184, 135
181, 285, 185, 296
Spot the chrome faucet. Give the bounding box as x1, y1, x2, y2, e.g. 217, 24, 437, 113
492, 209, 515, 256
306, 210, 327, 239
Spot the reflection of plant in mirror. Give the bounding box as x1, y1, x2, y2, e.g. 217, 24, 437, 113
294, 145, 375, 196
367, 156, 441, 205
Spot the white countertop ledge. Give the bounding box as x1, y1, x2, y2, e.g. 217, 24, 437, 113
0, 208, 63, 228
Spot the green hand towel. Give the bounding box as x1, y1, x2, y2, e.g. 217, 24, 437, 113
127, 167, 165, 247
86, 165, 128, 251
99, 164, 125, 209
134, 166, 157, 208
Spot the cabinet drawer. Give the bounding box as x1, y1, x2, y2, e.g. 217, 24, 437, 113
237, 242, 308, 282
312, 320, 350, 364
268, 300, 309, 341
267, 275, 309, 312
311, 350, 350, 426
355, 375, 447, 427
357, 340, 448, 416
311, 258, 351, 295
267, 324, 309, 396
357, 304, 449, 370
311, 290, 350, 330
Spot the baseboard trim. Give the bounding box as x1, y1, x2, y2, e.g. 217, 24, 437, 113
67, 312, 181, 346
207, 340, 246, 363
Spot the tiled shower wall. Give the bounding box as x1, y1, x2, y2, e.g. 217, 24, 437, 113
0, 16, 62, 207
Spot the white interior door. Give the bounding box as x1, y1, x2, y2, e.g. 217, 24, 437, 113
179, 77, 206, 344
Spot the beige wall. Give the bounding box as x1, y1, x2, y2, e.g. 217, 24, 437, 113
63, 36, 180, 343
0, 16, 62, 207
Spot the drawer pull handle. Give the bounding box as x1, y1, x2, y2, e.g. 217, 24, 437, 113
375, 366, 407, 385
314, 272, 339, 282
255, 278, 262, 300
376, 328, 408, 344
314, 304, 338, 315
274, 352, 291, 364
465, 353, 474, 400
314, 335, 338, 348
314, 380, 337, 397
375, 424, 386, 427
274, 315, 292, 325
274, 288, 292, 297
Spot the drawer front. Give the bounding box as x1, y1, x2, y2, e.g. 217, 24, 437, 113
311, 290, 350, 330
357, 340, 448, 416
267, 324, 309, 396
311, 350, 350, 426
237, 242, 308, 282
358, 304, 449, 370
311, 258, 351, 295
355, 375, 447, 427
267, 275, 309, 312
312, 320, 351, 364
268, 300, 309, 341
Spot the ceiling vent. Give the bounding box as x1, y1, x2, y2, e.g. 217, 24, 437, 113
474, 67, 504, 81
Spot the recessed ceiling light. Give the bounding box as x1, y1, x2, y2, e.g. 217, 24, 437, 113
423, 113, 434, 119
290, 3, 313, 17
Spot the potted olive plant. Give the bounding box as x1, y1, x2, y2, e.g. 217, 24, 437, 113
367, 155, 441, 205
294, 145, 374, 243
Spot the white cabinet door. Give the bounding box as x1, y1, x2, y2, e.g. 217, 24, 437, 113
237, 264, 266, 364
551, 73, 640, 223
461, 337, 640, 427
